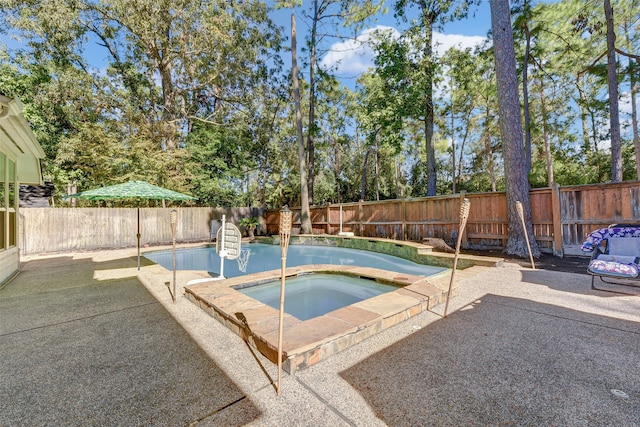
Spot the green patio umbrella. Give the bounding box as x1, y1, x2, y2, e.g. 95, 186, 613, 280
66, 180, 196, 269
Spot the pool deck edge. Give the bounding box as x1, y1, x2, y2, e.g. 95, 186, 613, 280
183, 264, 460, 373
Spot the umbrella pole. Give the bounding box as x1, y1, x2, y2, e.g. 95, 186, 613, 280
137, 207, 141, 271
170, 210, 178, 303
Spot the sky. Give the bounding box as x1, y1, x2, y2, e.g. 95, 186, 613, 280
274, 1, 638, 126
3, 1, 492, 85
270, 1, 492, 86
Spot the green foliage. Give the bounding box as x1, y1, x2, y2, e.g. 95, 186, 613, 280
239, 216, 260, 228
0, 0, 637, 208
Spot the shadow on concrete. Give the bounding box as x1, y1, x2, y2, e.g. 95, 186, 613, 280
0, 254, 261, 426
518, 268, 640, 297
340, 294, 640, 426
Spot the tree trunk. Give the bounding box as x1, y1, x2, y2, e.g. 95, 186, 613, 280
457, 110, 471, 188
604, 0, 622, 182
158, 57, 178, 151
522, 21, 532, 176
394, 158, 401, 198
307, 0, 319, 206
332, 137, 342, 203
374, 140, 380, 201
423, 16, 437, 196
576, 77, 592, 156
539, 76, 554, 186
291, 13, 312, 234
451, 95, 456, 194
361, 148, 371, 201
484, 106, 497, 192
489, 0, 540, 258
625, 23, 640, 179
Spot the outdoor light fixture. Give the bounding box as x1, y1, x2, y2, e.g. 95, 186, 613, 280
277, 205, 292, 396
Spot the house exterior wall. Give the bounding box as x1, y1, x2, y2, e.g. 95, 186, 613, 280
0, 95, 44, 286
0, 247, 19, 285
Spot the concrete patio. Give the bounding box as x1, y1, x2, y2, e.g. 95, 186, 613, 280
1, 246, 638, 426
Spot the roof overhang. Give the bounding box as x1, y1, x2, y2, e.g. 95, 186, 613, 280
0, 95, 45, 185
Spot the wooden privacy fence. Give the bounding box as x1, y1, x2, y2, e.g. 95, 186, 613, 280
19, 207, 264, 255
264, 181, 640, 257
18, 181, 639, 257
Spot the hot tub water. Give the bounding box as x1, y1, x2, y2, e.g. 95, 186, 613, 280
236, 273, 398, 321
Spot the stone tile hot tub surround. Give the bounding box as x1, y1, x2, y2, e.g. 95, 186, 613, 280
184, 264, 450, 373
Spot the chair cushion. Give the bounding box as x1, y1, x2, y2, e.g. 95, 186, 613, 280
588, 258, 639, 278
595, 254, 639, 264
581, 226, 640, 252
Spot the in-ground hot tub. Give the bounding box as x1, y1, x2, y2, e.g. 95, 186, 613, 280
184, 264, 449, 373
235, 273, 400, 321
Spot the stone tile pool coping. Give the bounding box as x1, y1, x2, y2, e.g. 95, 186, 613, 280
184, 264, 454, 373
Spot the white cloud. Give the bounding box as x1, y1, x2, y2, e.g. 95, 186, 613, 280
320, 25, 488, 78
319, 25, 399, 76
433, 33, 487, 56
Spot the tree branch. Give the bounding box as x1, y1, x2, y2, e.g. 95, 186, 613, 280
578, 50, 607, 77
615, 47, 640, 64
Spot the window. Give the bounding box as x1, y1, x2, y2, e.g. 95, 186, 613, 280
8, 158, 15, 247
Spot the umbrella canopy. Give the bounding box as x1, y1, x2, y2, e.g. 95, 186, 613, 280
67, 180, 196, 202
66, 180, 196, 269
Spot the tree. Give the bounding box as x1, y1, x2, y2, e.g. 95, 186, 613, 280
624, 19, 640, 180
390, 0, 479, 196
314, 76, 357, 204
514, 0, 533, 177
280, 0, 383, 205
489, 0, 540, 257
441, 46, 482, 194
356, 68, 405, 201
604, 0, 622, 182
2, 0, 283, 200
469, 44, 501, 193
565, 0, 639, 182
291, 13, 312, 233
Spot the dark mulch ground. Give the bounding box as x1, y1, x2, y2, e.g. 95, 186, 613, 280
462, 249, 590, 275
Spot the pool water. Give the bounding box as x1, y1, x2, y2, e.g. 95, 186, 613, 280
236, 274, 398, 321
145, 243, 445, 278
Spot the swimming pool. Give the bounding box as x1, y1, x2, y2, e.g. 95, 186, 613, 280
177, 239, 497, 372
145, 243, 446, 278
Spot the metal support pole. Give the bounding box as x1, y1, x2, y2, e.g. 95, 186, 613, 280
137, 207, 141, 271
219, 215, 227, 279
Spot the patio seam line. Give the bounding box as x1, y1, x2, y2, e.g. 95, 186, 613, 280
293, 376, 358, 427
0, 300, 161, 338
482, 299, 640, 335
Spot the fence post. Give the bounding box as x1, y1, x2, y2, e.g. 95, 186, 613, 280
358, 199, 364, 237
326, 203, 331, 234
551, 183, 563, 257
402, 197, 407, 241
